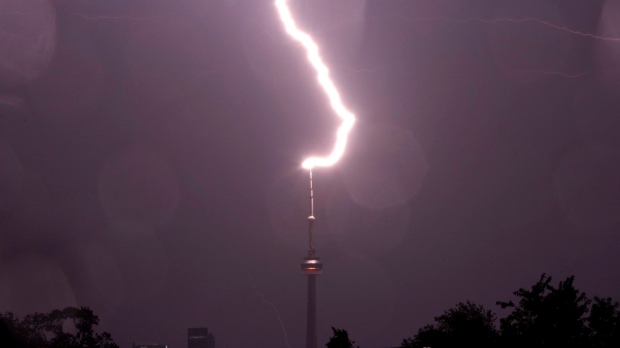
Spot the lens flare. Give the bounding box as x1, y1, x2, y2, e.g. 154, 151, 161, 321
274, 0, 356, 170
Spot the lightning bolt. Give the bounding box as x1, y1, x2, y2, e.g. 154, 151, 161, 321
394, 15, 620, 42
67, 12, 173, 21
460, 16, 620, 42
510, 69, 589, 78
274, 0, 356, 170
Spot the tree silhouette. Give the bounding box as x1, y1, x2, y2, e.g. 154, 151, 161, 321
400, 274, 620, 348
326, 327, 358, 348
589, 297, 620, 348
400, 301, 498, 348
0, 307, 118, 348
497, 274, 590, 348
0, 311, 44, 348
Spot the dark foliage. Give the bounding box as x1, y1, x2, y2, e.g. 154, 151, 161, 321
401, 274, 620, 348
497, 274, 590, 348
588, 297, 620, 348
400, 301, 498, 348
0, 307, 119, 348
326, 327, 358, 348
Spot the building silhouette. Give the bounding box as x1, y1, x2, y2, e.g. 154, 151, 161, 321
188, 327, 215, 348
133, 343, 167, 348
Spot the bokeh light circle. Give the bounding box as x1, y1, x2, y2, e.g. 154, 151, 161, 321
341, 123, 427, 209
573, 80, 620, 147
0, 0, 56, 86
324, 180, 411, 256
595, 0, 620, 90
0, 254, 76, 315
321, 255, 397, 347
554, 144, 620, 230
264, 172, 308, 245
28, 30, 104, 123
0, 140, 24, 212
126, 16, 215, 103
98, 144, 180, 237
81, 239, 124, 311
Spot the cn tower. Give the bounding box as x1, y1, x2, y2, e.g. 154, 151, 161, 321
300, 170, 323, 348
273, 1, 353, 346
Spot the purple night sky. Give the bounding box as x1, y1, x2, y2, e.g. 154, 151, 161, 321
1, 0, 620, 347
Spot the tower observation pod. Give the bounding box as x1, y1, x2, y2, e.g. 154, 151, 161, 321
302, 171, 321, 348
301, 256, 323, 275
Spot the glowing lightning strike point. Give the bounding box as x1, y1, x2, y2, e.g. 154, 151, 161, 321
274, 0, 356, 170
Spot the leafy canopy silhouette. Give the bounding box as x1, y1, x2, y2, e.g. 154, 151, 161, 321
497, 274, 590, 348
0, 306, 119, 348
400, 301, 498, 348
399, 274, 620, 348
326, 327, 358, 348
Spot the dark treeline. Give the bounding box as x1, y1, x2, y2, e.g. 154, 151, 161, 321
0, 307, 119, 348
328, 274, 620, 348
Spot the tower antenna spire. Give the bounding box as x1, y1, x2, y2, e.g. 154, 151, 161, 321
308, 170, 315, 257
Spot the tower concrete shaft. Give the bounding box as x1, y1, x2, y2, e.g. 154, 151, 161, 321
306, 274, 317, 348
301, 170, 322, 348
